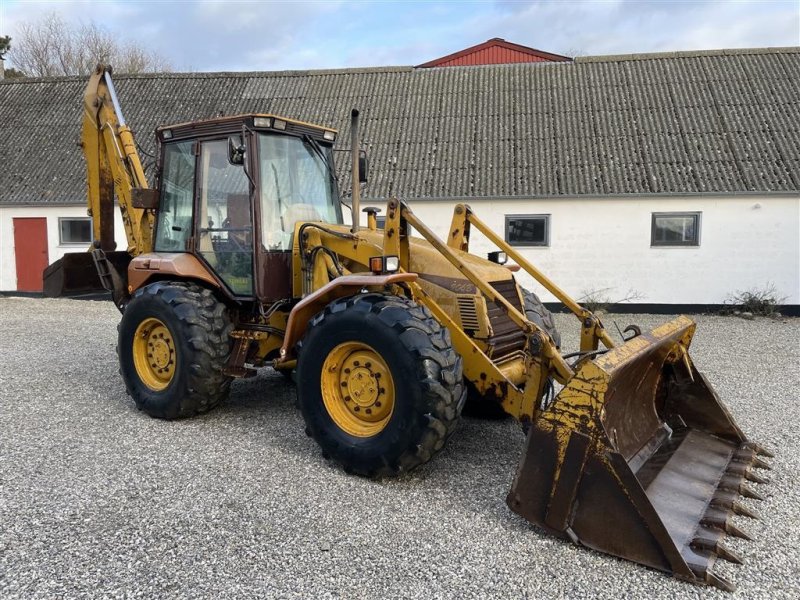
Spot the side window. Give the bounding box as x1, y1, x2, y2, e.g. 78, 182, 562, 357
651, 212, 701, 247
505, 214, 550, 247
154, 141, 195, 252
197, 139, 253, 296
59, 217, 92, 245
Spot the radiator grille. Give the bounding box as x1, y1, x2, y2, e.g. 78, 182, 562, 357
457, 295, 480, 330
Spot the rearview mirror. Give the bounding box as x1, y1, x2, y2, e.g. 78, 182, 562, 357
228, 136, 245, 165
131, 188, 159, 209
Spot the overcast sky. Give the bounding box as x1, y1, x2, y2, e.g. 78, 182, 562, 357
1, 0, 798, 72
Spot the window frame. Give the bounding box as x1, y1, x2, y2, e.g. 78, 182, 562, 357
153, 139, 197, 254
651, 212, 701, 247
504, 214, 551, 247
58, 217, 93, 246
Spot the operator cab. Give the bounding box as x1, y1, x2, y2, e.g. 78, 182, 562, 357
152, 114, 342, 301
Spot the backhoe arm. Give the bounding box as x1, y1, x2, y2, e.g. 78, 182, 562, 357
82, 64, 152, 256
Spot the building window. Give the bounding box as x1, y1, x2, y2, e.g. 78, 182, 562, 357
651, 212, 701, 247
59, 218, 92, 245
505, 214, 550, 247
376, 215, 386, 229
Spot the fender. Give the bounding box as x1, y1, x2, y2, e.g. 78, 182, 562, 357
276, 272, 418, 364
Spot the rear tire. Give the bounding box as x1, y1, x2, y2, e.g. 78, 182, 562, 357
522, 288, 561, 349
117, 281, 233, 419
296, 293, 464, 477
463, 286, 561, 419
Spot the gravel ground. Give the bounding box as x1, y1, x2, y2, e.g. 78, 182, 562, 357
0, 297, 798, 599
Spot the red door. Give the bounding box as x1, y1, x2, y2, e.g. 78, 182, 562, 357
13, 218, 49, 292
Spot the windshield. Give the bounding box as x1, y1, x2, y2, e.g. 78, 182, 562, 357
258, 133, 340, 251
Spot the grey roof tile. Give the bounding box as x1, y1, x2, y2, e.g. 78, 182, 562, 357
1, 48, 798, 206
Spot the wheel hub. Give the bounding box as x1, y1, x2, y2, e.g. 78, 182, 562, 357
322, 343, 395, 437
132, 318, 176, 391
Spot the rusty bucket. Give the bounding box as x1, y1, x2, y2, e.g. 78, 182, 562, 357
508, 316, 771, 591
43, 250, 130, 298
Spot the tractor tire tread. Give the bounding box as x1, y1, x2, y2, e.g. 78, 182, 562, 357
117, 281, 233, 419
297, 293, 463, 478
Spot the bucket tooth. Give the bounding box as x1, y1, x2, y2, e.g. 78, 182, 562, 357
745, 470, 770, 485
745, 442, 775, 458
707, 571, 736, 593
751, 457, 772, 470
727, 462, 770, 484
700, 513, 754, 541
691, 527, 742, 564
732, 501, 759, 519
720, 475, 766, 500
726, 522, 754, 541
739, 485, 765, 501
716, 543, 744, 565
712, 489, 739, 508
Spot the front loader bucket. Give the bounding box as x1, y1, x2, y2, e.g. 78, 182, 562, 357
508, 316, 771, 591
43, 251, 130, 298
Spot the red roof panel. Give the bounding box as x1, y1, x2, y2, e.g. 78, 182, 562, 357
418, 38, 571, 68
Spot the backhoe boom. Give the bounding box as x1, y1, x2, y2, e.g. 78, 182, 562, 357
82, 65, 152, 256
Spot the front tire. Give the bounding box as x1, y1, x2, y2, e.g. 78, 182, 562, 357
117, 281, 233, 419
296, 293, 464, 477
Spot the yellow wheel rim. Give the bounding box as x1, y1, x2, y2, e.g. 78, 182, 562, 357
321, 342, 395, 438
132, 317, 177, 391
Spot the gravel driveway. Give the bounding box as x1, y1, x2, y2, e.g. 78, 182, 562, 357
1, 297, 798, 599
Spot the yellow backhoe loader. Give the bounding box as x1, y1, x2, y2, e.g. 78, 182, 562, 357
45, 65, 772, 591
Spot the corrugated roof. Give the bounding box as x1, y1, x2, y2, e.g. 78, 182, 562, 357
1, 47, 798, 206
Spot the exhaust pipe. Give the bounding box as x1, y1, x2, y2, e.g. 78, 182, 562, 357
350, 108, 360, 233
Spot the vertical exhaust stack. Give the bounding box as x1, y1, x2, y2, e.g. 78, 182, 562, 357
350, 108, 361, 233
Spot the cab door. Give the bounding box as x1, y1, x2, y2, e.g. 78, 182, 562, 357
195, 139, 255, 297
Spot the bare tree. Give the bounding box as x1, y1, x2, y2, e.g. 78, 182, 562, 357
0, 35, 11, 58
10, 12, 171, 77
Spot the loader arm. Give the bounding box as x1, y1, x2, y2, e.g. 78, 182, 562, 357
82, 64, 152, 255
294, 197, 772, 591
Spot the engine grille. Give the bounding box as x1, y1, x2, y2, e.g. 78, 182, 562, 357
457, 295, 480, 330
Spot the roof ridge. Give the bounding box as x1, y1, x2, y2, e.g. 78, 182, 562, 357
0, 65, 415, 85
576, 46, 800, 63
2, 46, 797, 85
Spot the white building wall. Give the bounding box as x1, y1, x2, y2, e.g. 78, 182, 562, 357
2, 195, 798, 305
408, 195, 800, 305
0, 205, 128, 291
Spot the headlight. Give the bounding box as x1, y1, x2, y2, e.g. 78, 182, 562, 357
384, 256, 400, 272
369, 255, 400, 273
